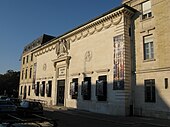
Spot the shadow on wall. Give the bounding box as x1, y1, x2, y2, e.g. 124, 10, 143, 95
134, 83, 170, 119
69, 81, 170, 119
70, 75, 132, 116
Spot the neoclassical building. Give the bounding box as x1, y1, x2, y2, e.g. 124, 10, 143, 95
19, 0, 170, 118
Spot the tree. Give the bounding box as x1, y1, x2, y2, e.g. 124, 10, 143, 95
0, 70, 20, 97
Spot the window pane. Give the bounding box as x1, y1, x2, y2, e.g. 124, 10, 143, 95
145, 79, 156, 103
144, 35, 154, 60
142, 1, 151, 15
150, 42, 154, 59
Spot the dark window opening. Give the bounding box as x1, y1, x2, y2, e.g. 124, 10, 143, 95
40, 81, 45, 97
165, 78, 168, 89
20, 86, 23, 95
46, 81, 52, 97
28, 86, 31, 96
96, 75, 107, 101
25, 69, 27, 79
81, 77, 91, 100
29, 68, 32, 78
145, 79, 156, 103
70, 78, 78, 99
26, 55, 29, 63
35, 82, 40, 96
31, 53, 33, 61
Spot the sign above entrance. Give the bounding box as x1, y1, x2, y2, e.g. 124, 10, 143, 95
58, 67, 66, 77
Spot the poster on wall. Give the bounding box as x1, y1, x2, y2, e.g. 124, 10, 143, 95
113, 34, 125, 90
70, 82, 76, 95
81, 81, 89, 96
96, 80, 104, 96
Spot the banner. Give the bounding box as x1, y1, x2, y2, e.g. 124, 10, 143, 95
113, 34, 124, 90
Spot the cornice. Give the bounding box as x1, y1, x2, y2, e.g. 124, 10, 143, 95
136, 67, 170, 74
34, 41, 56, 57
33, 6, 134, 57
64, 7, 134, 43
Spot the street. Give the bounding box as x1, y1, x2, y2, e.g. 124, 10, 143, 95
44, 108, 170, 127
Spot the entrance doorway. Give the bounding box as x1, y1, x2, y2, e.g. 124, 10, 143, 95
57, 80, 65, 106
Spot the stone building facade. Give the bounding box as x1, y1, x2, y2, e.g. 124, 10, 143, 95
123, 0, 170, 118
19, 0, 170, 118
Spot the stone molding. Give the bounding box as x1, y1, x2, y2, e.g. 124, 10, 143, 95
34, 44, 56, 57
34, 7, 134, 57
66, 8, 133, 43
136, 67, 170, 74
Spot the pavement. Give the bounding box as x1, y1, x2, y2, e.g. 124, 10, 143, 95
44, 106, 170, 127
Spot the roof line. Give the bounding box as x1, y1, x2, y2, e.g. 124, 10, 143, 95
55, 4, 136, 39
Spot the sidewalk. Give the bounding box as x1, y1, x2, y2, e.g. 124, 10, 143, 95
44, 106, 170, 127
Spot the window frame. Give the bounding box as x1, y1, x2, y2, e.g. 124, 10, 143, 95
23, 57, 25, 65
40, 81, 45, 97
35, 82, 40, 96
81, 77, 91, 100
96, 75, 107, 101
21, 70, 24, 80
70, 78, 78, 99
20, 86, 23, 95
144, 79, 156, 103
46, 81, 52, 97
28, 86, 31, 96
31, 53, 33, 61
26, 55, 29, 63
143, 35, 154, 60
29, 67, 32, 79
142, 0, 152, 20
25, 69, 28, 79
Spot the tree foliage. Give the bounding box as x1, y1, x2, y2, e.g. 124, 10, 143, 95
0, 70, 20, 97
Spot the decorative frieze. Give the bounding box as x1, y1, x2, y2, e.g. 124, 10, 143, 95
34, 6, 134, 57
34, 44, 56, 57
68, 15, 123, 43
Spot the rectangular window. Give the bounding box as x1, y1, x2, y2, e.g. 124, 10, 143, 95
31, 53, 33, 61
28, 86, 31, 96
20, 86, 23, 95
70, 78, 78, 99
96, 75, 107, 101
26, 55, 29, 63
35, 82, 40, 96
40, 81, 45, 97
46, 81, 52, 97
81, 77, 91, 100
142, 1, 152, 20
165, 78, 168, 89
144, 35, 154, 60
21, 70, 24, 80
145, 79, 156, 102
23, 57, 25, 65
25, 69, 27, 79
29, 67, 32, 79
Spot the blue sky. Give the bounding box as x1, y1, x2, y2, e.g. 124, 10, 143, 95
0, 0, 121, 74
